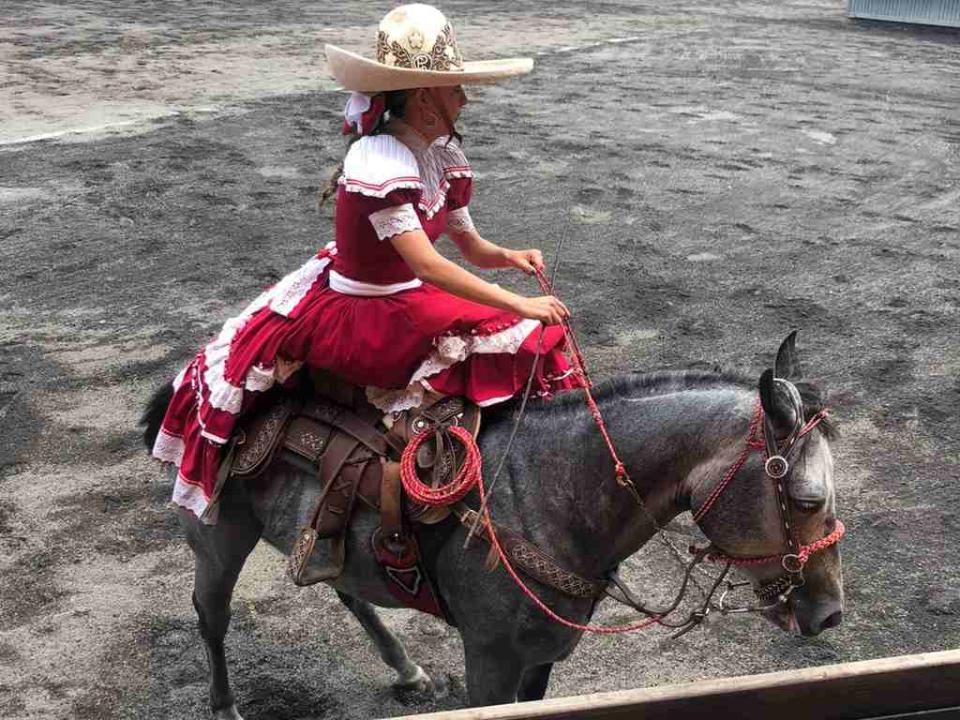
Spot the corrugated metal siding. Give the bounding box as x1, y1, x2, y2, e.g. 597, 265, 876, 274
848, 0, 960, 27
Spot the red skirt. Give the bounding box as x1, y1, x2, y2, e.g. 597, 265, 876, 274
153, 248, 581, 518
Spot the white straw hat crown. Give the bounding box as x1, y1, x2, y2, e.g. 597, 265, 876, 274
376, 4, 463, 71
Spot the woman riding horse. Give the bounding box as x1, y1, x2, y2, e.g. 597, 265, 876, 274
151, 4, 583, 518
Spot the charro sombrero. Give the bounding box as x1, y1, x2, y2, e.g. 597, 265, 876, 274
324, 4, 533, 93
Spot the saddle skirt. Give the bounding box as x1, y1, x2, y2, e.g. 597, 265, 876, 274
217, 369, 481, 619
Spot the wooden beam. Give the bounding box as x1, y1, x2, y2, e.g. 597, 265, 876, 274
389, 649, 960, 720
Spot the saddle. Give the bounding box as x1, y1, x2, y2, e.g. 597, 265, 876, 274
220, 370, 481, 618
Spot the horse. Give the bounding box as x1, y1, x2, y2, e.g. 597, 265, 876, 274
141, 333, 843, 719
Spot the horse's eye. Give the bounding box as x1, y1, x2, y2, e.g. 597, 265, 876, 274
794, 497, 825, 514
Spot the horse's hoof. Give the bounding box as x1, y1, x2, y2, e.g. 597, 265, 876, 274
393, 665, 444, 702
212, 704, 244, 720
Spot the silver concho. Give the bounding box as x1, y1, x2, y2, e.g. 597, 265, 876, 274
765, 455, 789, 479
412, 417, 430, 434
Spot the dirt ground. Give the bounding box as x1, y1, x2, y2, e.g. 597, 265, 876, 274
1, 1, 958, 718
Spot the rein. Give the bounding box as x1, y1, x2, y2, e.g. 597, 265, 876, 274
399, 269, 844, 635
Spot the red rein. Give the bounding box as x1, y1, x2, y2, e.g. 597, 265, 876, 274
398, 270, 843, 634
533, 268, 635, 492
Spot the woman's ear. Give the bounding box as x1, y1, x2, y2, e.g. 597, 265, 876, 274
413, 87, 432, 109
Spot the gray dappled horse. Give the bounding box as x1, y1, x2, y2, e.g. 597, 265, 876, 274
142, 334, 843, 718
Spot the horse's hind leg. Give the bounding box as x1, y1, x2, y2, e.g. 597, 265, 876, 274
517, 663, 554, 702
181, 494, 263, 720
336, 591, 433, 692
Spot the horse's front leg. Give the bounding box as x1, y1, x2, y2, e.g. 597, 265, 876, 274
464, 641, 524, 706
335, 591, 434, 692
181, 491, 263, 720
518, 663, 554, 702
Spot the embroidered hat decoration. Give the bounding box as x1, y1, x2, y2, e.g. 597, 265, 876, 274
325, 4, 533, 93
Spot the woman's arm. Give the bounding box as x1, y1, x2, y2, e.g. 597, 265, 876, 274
390, 230, 568, 325
449, 227, 544, 273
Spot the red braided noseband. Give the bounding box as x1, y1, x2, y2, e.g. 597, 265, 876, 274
696, 519, 846, 568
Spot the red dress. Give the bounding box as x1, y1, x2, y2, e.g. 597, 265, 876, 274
153, 120, 581, 518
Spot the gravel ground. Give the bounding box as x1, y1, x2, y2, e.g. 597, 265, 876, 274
1, 1, 958, 718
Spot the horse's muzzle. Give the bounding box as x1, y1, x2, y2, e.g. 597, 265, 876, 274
764, 598, 843, 636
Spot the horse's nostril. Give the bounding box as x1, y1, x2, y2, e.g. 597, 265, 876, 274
820, 610, 843, 630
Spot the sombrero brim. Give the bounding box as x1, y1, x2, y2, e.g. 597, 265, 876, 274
325, 44, 533, 92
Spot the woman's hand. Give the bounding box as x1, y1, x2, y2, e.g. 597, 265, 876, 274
515, 295, 569, 326
503, 248, 545, 274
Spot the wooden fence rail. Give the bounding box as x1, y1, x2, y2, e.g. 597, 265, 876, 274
388, 649, 960, 720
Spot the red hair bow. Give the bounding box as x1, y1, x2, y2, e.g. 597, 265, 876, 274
342, 92, 386, 136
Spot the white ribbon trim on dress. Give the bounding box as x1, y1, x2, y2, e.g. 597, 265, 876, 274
368, 202, 423, 241
171, 473, 212, 517
329, 270, 423, 297
365, 318, 541, 414
152, 428, 185, 465
200, 244, 336, 417
445, 206, 474, 235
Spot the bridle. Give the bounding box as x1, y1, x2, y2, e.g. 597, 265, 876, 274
689, 379, 845, 613
597, 380, 844, 636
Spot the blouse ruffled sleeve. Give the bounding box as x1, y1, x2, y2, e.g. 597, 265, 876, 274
341, 135, 425, 241
445, 175, 474, 236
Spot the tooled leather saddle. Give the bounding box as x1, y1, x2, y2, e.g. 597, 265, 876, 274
215, 369, 481, 618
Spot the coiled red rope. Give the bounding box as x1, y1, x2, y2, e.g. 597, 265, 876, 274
399, 425, 481, 506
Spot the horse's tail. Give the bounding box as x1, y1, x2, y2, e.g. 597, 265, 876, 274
141, 382, 174, 452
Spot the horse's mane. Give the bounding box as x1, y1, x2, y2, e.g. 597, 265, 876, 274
548, 369, 756, 407
485, 368, 837, 439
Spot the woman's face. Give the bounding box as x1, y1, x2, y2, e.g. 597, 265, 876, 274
422, 85, 467, 124
442, 84, 468, 123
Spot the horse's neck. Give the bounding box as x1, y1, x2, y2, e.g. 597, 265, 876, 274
497, 386, 754, 575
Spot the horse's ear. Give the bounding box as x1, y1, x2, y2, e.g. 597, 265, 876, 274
759, 369, 777, 415
774, 330, 803, 380
759, 368, 798, 431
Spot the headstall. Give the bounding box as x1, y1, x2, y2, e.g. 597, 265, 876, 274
689, 380, 845, 614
